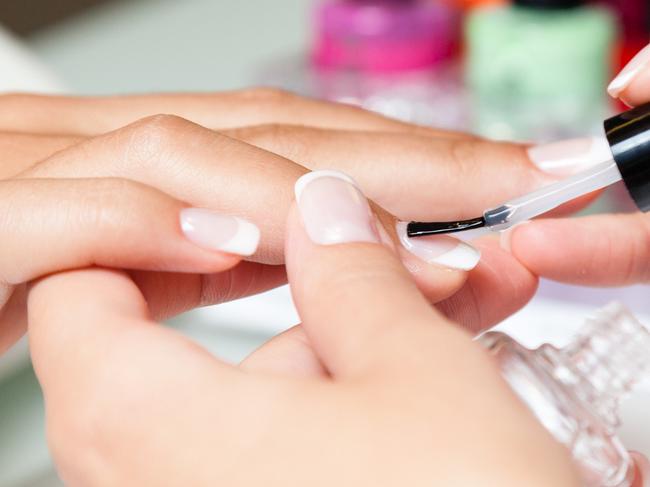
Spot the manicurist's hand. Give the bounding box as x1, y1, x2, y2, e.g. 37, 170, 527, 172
499, 45, 650, 481
505, 43, 650, 289
27, 171, 582, 487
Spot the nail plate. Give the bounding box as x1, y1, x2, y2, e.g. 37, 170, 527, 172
295, 170, 378, 245
608, 43, 650, 97
527, 136, 613, 176
180, 208, 260, 256
396, 222, 480, 271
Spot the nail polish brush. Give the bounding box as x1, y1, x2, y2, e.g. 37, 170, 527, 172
407, 102, 650, 238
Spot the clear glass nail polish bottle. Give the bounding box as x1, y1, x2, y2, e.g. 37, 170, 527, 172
479, 302, 650, 487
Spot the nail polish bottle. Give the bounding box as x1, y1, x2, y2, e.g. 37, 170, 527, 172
258, 0, 467, 129
465, 0, 618, 141
479, 302, 650, 487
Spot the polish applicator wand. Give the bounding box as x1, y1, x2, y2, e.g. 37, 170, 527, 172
407, 103, 650, 238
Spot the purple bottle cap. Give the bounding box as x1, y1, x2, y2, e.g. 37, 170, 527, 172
312, 0, 460, 72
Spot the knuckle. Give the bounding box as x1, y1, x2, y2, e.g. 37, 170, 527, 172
121, 114, 196, 164
227, 123, 311, 163
447, 138, 480, 181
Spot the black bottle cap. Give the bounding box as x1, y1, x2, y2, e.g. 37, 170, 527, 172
513, 0, 583, 8
605, 103, 650, 212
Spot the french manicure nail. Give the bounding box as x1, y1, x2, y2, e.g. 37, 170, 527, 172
396, 222, 480, 271
608, 43, 650, 97
295, 170, 378, 245
180, 208, 260, 256
527, 136, 613, 176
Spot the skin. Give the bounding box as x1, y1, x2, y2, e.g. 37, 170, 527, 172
26, 201, 582, 487
507, 43, 650, 293
0, 87, 645, 484
0, 90, 559, 354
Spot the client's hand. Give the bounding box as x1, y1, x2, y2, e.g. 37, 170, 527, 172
4, 110, 514, 356
1, 89, 591, 356
27, 171, 582, 487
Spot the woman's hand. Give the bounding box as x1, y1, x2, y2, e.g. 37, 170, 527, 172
1, 88, 596, 355
506, 44, 650, 287
502, 43, 650, 481
27, 171, 582, 487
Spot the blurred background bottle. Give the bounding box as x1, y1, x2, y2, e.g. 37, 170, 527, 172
602, 0, 649, 70
465, 0, 618, 141
260, 0, 467, 129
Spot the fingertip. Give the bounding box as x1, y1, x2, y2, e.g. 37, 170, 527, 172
608, 44, 650, 107
630, 452, 650, 487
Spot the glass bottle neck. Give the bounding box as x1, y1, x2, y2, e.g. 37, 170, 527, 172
539, 303, 650, 429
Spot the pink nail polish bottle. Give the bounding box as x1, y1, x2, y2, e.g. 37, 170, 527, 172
481, 302, 650, 487
258, 0, 466, 129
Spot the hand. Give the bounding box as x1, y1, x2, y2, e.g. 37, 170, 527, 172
27, 171, 581, 487
505, 43, 650, 287
1, 89, 592, 355
504, 43, 650, 482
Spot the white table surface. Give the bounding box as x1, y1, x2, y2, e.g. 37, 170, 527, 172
0, 1, 648, 485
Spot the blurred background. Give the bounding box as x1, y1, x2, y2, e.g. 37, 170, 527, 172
0, 0, 649, 485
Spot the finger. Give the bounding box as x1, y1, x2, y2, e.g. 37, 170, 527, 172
631, 452, 650, 487
239, 325, 326, 378
27, 268, 242, 486
17, 115, 305, 265
506, 213, 650, 286
28, 268, 233, 396
286, 170, 471, 376
227, 125, 599, 221
436, 235, 538, 333
0, 285, 26, 355
16, 115, 477, 300
0, 178, 256, 286
0, 132, 81, 179
0, 90, 466, 137
128, 263, 287, 321
608, 43, 650, 107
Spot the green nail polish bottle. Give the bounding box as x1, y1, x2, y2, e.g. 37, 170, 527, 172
465, 0, 618, 141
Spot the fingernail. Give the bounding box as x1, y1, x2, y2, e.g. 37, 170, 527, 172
608, 44, 650, 97
527, 136, 613, 176
295, 170, 378, 245
396, 222, 480, 271
180, 208, 260, 256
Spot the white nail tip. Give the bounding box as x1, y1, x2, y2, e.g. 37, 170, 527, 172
218, 217, 261, 256
396, 222, 481, 271
528, 136, 613, 175
430, 242, 482, 271
607, 44, 650, 97
180, 208, 261, 256
294, 170, 359, 202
